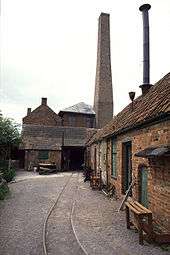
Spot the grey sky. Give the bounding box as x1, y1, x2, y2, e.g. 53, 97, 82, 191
0, 0, 170, 124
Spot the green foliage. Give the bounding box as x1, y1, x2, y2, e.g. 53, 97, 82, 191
0, 113, 21, 160
1, 168, 16, 182
0, 182, 9, 200
161, 244, 170, 251
0, 116, 21, 146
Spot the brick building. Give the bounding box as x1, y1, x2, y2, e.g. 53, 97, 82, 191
21, 12, 114, 171
21, 99, 95, 170
86, 73, 170, 231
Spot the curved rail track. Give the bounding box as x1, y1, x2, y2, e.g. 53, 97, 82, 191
43, 172, 88, 255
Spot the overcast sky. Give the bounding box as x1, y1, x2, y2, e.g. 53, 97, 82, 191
0, 0, 170, 124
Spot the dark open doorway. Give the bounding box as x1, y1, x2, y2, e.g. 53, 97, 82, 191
122, 141, 132, 194
62, 146, 85, 170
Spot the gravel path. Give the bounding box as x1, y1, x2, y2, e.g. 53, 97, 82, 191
0, 171, 168, 255
71, 174, 169, 255
0, 173, 72, 255
46, 172, 85, 255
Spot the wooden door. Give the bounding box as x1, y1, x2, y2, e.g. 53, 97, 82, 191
140, 167, 148, 208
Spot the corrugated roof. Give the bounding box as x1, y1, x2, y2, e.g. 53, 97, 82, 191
88, 72, 170, 145
60, 102, 95, 115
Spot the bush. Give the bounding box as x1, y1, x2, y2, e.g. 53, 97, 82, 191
0, 182, 9, 200
2, 168, 16, 182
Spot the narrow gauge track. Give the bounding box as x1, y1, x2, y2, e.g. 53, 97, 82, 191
43, 172, 88, 255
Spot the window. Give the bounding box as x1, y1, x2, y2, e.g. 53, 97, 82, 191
38, 150, 49, 160
69, 116, 76, 126
86, 117, 91, 128
86, 116, 95, 128
111, 139, 117, 178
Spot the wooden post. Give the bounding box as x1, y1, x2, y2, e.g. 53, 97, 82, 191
126, 206, 131, 229
138, 215, 144, 245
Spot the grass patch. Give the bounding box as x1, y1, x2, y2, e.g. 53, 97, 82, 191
161, 244, 170, 252
2, 168, 16, 182
0, 182, 9, 200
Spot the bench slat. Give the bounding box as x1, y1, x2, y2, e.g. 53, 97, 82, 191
128, 201, 145, 214
125, 202, 142, 214
133, 201, 152, 214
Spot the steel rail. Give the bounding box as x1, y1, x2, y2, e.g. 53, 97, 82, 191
43, 173, 73, 255
43, 172, 88, 255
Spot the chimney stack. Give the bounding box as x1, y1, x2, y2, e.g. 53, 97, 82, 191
139, 4, 153, 95
27, 108, 31, 115
41, 97, 47, 106
129, 92, 135, 111
93, 13, 113, 128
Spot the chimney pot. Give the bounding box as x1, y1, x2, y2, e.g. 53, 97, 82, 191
139, 84, 153, 96
27, 108, 31, 115
129, 91, 135, 102
41, 98, 47, 105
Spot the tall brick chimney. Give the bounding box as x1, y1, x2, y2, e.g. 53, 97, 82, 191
93, 13, 113, 129
41, 97, 47, 106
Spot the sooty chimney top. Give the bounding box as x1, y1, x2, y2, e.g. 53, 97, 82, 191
41, 98, 47, 106
27, 108, 31, 115
139, 4, 151, 12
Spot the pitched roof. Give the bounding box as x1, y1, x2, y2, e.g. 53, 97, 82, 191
88, 73, 170, 145
23, 104, 61, 126
59, 102, 95, 115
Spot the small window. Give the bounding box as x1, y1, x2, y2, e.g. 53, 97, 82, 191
38, 150, 49, 160
69, 116, 76, 126
112, 139, 117, 178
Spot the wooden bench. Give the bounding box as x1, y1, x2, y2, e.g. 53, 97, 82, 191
125, 198, 153, 245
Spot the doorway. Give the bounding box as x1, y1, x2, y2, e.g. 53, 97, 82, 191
62, 146, 84, 170
139, 166, 148, 208
122, 141, 132, 194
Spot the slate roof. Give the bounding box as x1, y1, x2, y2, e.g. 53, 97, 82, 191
88, 73, 170, 145
59, 102, 95, 115
135, 145, 170, 158
21, 125, 88, 150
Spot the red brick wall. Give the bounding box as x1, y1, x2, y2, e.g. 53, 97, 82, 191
23, 105, 61, 126
90, 120, 170, 231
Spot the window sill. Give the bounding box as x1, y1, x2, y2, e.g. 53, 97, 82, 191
111, 175, 117, 180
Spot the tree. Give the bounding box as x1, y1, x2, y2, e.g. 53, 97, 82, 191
0, 114, 21, 162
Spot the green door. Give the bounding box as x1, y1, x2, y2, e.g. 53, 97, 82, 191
140, 167, 148, 208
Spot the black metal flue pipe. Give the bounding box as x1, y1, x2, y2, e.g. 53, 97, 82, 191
139, 4, 151, 85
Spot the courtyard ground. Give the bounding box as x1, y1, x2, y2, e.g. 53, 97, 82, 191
0, 170, 168, 255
